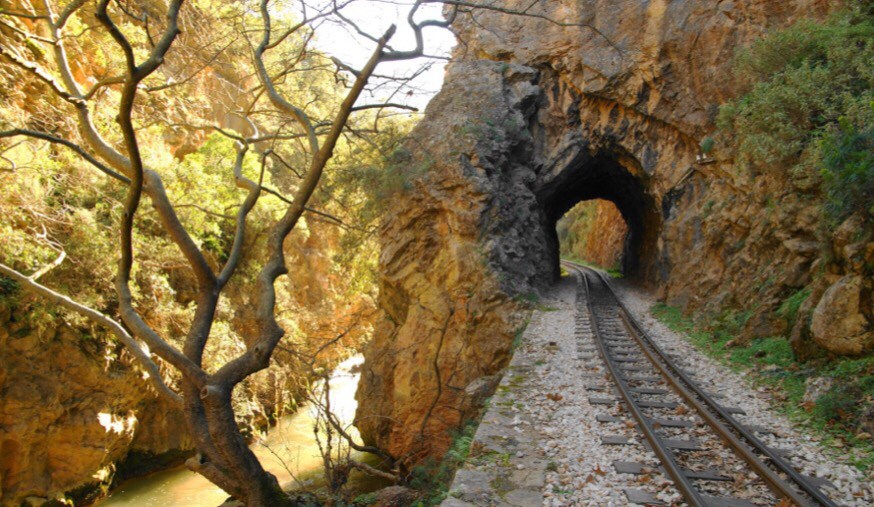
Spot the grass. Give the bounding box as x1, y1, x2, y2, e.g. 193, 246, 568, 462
651, 303, 874, 473
562, 256, 623, 278
777, 287, 811, 326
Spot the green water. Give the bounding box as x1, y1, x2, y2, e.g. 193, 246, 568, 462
99, 356, 386, 506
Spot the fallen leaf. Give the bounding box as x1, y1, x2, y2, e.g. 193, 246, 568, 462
675, 405, 689, 415
546, 393, 563, 402
593, 465, 607, 476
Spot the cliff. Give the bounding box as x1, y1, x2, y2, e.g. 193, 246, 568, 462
356, 0, 872, 464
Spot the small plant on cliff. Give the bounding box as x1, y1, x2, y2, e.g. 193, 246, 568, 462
407, 420, 478, 506
700, 137, 715, 156
777, 287, 812, 328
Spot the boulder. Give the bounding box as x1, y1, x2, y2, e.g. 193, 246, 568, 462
811, 276, 874, 355
373, 486, 421, 507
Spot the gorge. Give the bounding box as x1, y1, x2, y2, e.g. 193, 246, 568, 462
1, 0, 872, 506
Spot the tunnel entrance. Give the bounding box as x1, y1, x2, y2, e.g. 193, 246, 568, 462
536, 150, 659, 282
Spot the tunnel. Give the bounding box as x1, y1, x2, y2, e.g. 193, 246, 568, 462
536, 149, 659, 282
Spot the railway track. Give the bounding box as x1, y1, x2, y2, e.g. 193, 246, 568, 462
561, 260, 840, 507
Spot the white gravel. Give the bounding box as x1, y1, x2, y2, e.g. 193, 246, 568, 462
521, 274, 873, 506
522, 277, 681, 506
612, 278, 874, 507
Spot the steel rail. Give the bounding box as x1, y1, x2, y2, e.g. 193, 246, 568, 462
564, 260, 836, 507
576, 265, 710, 507
576, 262, 838, 507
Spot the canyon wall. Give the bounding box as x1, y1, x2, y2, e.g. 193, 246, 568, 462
584, 201, 627, 269
558, 200, 627, 269
356, 0, 870, 464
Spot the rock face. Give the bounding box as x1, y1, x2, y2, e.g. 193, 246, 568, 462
356, 0, 864, 464
0, 306, 194, 506
560, 200, 627, 269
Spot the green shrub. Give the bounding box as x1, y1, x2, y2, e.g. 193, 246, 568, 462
0, 275, 18, 300
820, 116, 874, 220
718, 7, 874, 207
352, 492, 379, 505
777, 287, 811, 326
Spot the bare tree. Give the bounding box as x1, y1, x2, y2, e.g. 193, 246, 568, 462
0, 0, 453, 504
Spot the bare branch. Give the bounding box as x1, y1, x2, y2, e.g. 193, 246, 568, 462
351, 102, 419, 112
212, 19, 398, 387
29, 242, 66, 281
0, 45, 85, 106
349, 459, 398, 482
0, 129, 130, 183
83, 75, 126, 100
431, 0, 624, 56
380, 0, 458, 62
0, 262, 183, 406
0, 8, 48, 20
254, 0, 320, 156
217, 144, 262, 287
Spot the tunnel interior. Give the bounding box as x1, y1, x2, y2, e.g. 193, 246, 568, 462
537, 151, 658, 282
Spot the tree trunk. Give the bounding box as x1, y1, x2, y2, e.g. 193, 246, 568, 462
182, 380, 298, 506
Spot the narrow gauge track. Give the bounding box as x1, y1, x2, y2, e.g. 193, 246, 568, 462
561, 260, 839, 507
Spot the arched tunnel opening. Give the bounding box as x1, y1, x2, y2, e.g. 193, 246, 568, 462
537, 151, 659, 282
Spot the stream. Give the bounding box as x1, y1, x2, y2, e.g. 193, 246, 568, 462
99, 356, 387, 506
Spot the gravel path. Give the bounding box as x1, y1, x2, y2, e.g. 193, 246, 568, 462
445, 275, 873, 506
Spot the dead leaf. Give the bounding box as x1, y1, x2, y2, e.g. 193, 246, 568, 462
675, 405, 689, 415
773, 498, 794, 507
546, 393, 563, 402
593, 465, 607, 476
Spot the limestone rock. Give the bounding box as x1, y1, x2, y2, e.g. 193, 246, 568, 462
811, 276, 874, 355
372, 486, 421, 507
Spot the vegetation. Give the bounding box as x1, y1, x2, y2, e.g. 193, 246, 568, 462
557, 201, 599, 260
652, 303, 874, 471
0, 0, 442, 503
557, 199, 626, 274
717, 2, 874, 223
406, 420, 479, 506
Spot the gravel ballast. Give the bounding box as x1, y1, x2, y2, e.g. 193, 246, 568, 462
443, 275, 873, 506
